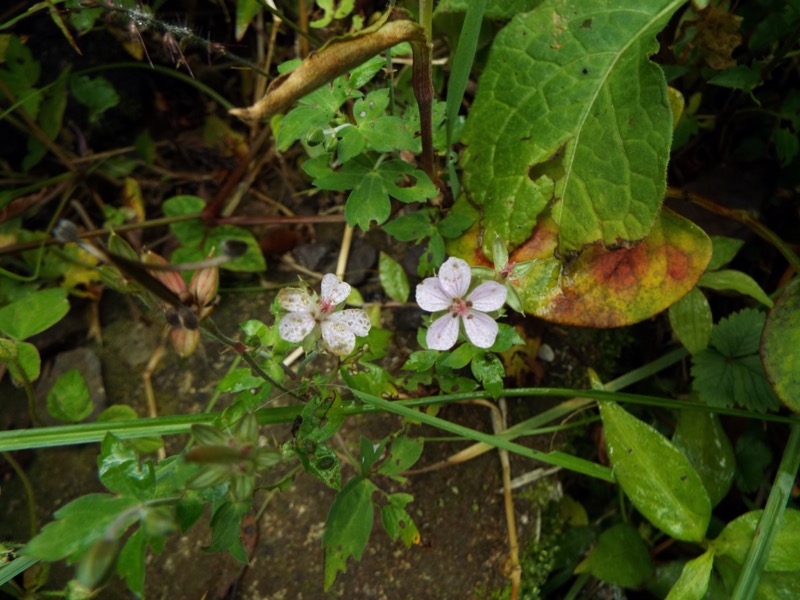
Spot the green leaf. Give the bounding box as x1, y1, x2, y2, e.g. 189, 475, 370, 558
575, 523, 653, 587
208, 501, 249, 563
470, 351, 505, 397
599, 401, 711, 542
354, 89, 418, 152
461, 0, 683, 254
735, 430, 772, 494
323, 476, 378, 590
692, 309, 780, 412
22, 494, 139, 561
96, 405, 163, 454
385, 211, 434, 241
440, 343, 478, 369
761, 277, 800, 412
341, 361, 396, 398
311, 0, 355, 28
3, 340, 41, 384
378, 252, 410, 303
709, 63, 762, 91
669, 287, 712, 354
380, 493, 419, 547
402, 349, 438, 372
0, 35, 41, 118
707, 237, 744, 271
665, 550, 714, 600
98, 434, 155, 499
162, 195, 206, 245
235, 0, 261, 40
206, 225, 266, 272
714, 509, 800, 572
70, 74, 119, 123
0, 287, 69, 340
46, 368, 93, 422
673, 409, 735, 507
117, 527, 146, 598
699, 270, 773, 307
377, 436, 424, 477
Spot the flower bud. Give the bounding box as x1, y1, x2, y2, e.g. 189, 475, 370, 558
170, 326, 200, 357
189, 265, 219, 309
142, 250, 187, 298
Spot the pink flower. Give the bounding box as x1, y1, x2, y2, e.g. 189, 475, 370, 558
416, 257, 507, 351
277, 274, 371, 356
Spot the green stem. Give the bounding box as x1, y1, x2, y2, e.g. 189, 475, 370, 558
3, 385, 799, 453
731, 424, 800, 600
354, 390, 614, 481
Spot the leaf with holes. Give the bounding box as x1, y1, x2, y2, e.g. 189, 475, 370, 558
461, 0, 684, 257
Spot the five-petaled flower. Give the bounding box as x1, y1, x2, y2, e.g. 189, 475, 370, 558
277, 274, 371, 356
416, 257, 507, 351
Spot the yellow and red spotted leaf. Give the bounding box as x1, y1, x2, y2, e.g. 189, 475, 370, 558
449, 208, 711, 328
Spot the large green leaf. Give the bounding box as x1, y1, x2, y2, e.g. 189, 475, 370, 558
461, 0, 683, 256
665, 550, 714, 600
761, 277, 800, 412
599, 401, 711, 542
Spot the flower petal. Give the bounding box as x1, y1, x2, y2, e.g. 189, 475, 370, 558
278, 312, 316, 343
437, 257, 471, 299
416, 278, 452, 312
321, 273, 351, 305
321, 319, 356, 356
277, 288, 314, 312
328, 309, 371, 337
426, 313, 460, 351
467, 281, 507, 312
462, 310, 499, 348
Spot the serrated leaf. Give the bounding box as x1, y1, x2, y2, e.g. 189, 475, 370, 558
665, 550, 714, 600
205, 225, 266, 272
699, 270, 773, 307
162, 195, 206, 245
693, 309, 779, 412
379, 252, 410, 302
599, 401, 711, 542
70, 74, 119, 123
673, 409, 735, 507
461, 0, 683, 255
575, 523, 653, 587
22, 494, 139, 561
0, 287, 69, 340
714, 509, 800, 572
323, 476, 378, 590
402, 349, 438, 372
669, 287, 712, 354
761, 277, 800, 412
461, 208, 710, 327
46, 368, 93, 422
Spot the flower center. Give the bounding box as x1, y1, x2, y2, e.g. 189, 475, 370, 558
450, 298, 472, 318
317, 298, 336, 320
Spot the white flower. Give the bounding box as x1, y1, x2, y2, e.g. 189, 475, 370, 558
416, 257, 507, 351
277, 274, 371, 356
